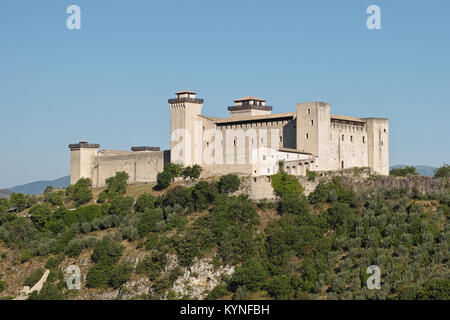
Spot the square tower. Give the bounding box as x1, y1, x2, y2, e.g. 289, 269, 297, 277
68, 141, 99, 185
296, 102, 331, 170
228, 97, 272, 118
168, 91, 203, 166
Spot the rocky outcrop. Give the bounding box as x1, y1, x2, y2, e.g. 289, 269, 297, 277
171, 257, 234, 299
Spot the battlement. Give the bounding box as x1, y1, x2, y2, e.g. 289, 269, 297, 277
68, 141, 100, 151
168, 90, 203, 104
131, 146, 161, 152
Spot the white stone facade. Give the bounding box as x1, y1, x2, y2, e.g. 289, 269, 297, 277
69, 91, 389, 187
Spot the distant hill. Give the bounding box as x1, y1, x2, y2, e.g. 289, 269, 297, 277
390, 165, 437, 177
6, 175, 70, 196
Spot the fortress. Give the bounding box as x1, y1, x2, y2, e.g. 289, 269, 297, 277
69, 91, 389, 187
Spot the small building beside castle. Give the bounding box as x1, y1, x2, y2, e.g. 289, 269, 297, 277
69, 91, 389, 187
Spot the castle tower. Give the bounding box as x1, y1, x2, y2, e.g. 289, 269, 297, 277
363, 118, 389, 175
228, 97, 272, 118
168, 91, 203, 166
296, 102, 331, 170
68, 141, 99, 185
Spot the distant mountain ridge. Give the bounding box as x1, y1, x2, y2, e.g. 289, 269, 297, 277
390, 165, 437, 177
4, 175, 70, 196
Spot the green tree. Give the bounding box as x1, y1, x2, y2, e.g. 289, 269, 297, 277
165, 162, 184, 179
71, 178, 93, 206
434, 164, 449, 178
182, 164, 203, 180
218, 174, 240, 194
155, 171, 172, 190
390, 166, 418, 176
10, 193, 27, 212
104, 171, 129, 198
109, 196, 134, 215
271, 172, 303, 198
192, 181, 218, 211
230, 259, 269, 291
134, 194, 156, 213
91, 236, 123, 265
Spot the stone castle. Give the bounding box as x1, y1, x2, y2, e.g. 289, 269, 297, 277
69, 90, 389, 187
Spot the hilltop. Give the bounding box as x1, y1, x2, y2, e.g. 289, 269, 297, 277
0, 169, 448, 300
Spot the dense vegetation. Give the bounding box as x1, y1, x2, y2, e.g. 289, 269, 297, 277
0, 165, 448, 300
389, 166, 418, 177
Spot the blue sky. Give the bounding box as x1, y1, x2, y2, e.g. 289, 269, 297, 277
0, 0, 449, 188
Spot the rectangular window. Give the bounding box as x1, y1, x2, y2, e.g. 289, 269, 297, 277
342, 134, 344, 141
350, 136, 353, 142
363, 137, 365, 143
311, 120, 314, 125
306, 133, 309, 139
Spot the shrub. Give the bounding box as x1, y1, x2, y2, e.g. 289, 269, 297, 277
106, 171, 129, 195
271, 172, 303, 198
306, 169, 317, 181
218, 174, 240, 194
193, 181, 218, 211
109, 261, 133, 289
265, 274, 295, 300
0, 278, 6, 293
134, 194, 156, 213
137, 209, 164, 237
163, 186, 193, 212
206, 284, 228, 300
20, 249, 33, 263
70, 178, 93, 206
45, 256, 63, 269
390, 166, 418, 177
44, 189, 64, 207
309, 181, 330, 204
278, 195, 310, 216
434, 164, 449, 178
27, 281, 64, 300
230, 259, 268, 291
86, 263, 111, 288
91, 236, 123, 265
10, 193, 27, 212
135, 251, 167, 281
155, 171, 172, 190
24, 268, 45, 287
109, 196, 134, 215
417, 279, 450, 300
182, 164, 203, 180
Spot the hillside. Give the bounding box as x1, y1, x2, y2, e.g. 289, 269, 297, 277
0, 171, 448, 300
6, 176, 70, 196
